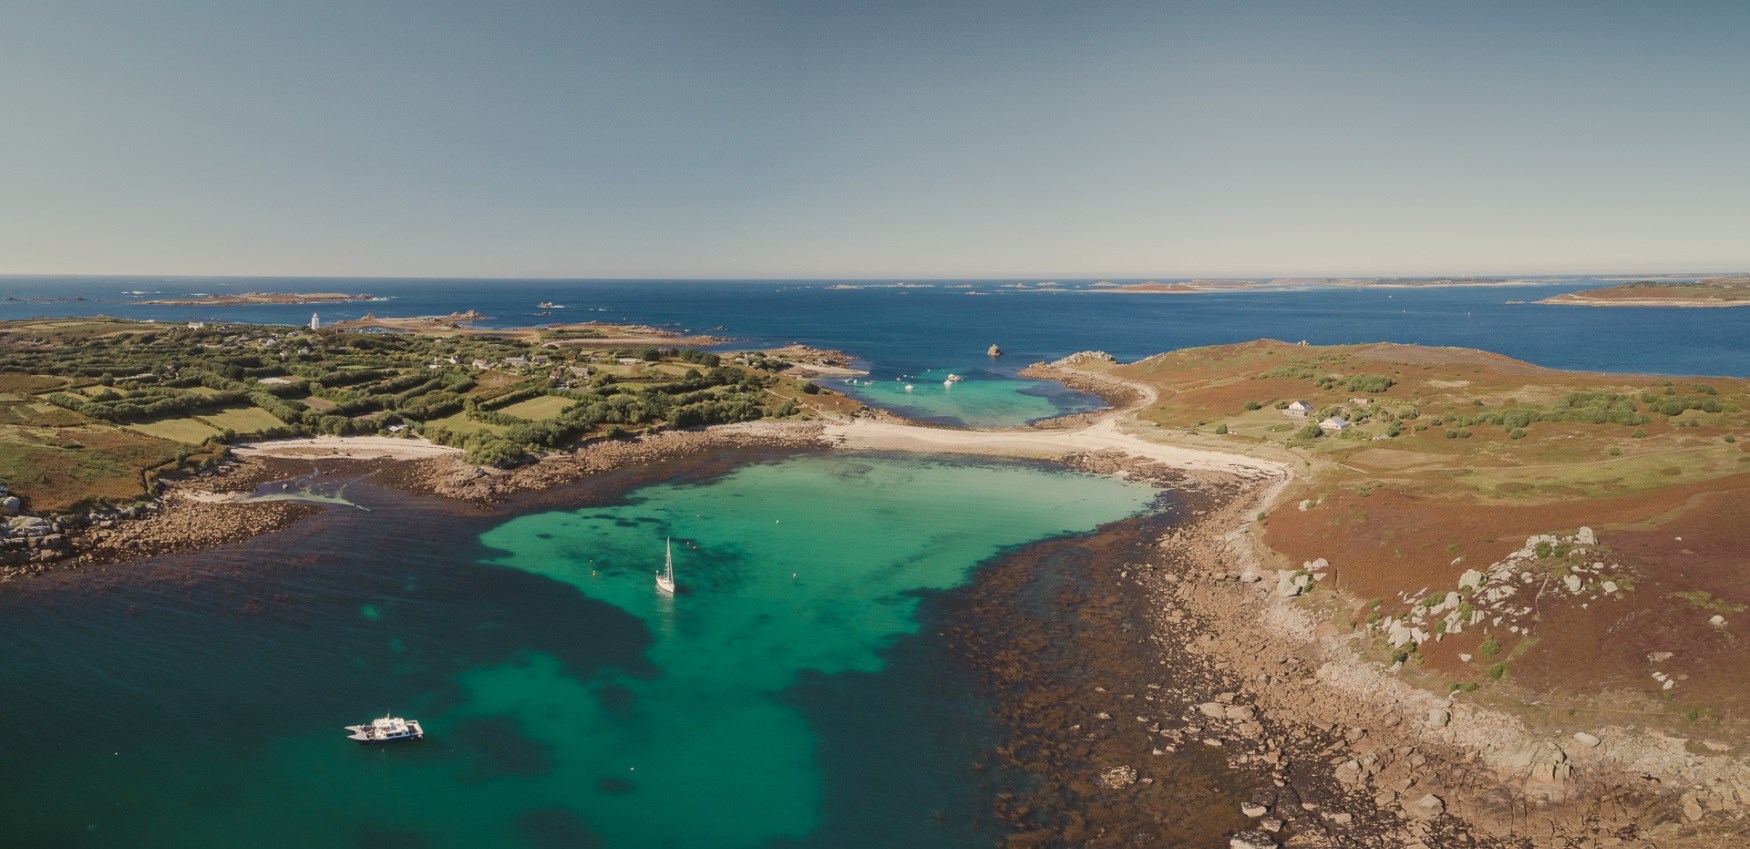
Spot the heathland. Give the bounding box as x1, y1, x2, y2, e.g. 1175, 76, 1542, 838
1057, 340, 1749, 733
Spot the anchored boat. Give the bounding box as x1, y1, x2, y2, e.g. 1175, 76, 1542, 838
656, 537, 677, 594
345, 714, 425, 745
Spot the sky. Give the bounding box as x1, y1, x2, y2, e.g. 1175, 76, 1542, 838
3, 0, 1748, 279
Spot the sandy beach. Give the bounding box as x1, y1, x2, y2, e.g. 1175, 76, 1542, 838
824, 415, 1285, 477
231, 435, 464, 460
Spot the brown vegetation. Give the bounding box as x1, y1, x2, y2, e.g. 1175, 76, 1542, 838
1078, 340, 1750, 738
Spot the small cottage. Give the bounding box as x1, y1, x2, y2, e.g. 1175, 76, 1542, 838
1319, 416, 1352, 433
1284, 400, 1314, 418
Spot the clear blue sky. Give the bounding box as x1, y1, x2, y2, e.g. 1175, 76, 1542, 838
3, 1, 1747, 278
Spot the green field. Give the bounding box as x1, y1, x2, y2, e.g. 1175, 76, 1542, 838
196, 405, 287, 434
428, 410, 508, 436
125, 417, 224, 444
496, 395, 574, 420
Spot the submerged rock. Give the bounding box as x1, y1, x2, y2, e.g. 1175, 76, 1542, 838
1096, 765, 1137, 789
1229, 832, 1279, 849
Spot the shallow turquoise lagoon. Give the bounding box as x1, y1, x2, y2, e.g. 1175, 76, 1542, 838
0, 454, 1158, 849
832, 368, 1089, 426
473, 454, 1160, 847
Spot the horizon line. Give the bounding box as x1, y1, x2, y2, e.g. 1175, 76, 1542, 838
3, 269, 1746, 283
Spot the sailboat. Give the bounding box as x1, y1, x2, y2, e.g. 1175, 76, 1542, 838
656, 537, 676, 594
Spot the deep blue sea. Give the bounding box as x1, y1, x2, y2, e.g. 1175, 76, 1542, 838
2, 276, 1745, 425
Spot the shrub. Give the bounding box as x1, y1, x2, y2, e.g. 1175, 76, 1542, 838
1633, 428, 1646, 438
1295, 424, 1323, 441
1243, 400, 1261, 411
1608, 446, 1622, 456
1508, 427, 1526, 440
1343, 374, 1396, 393
1214, 422, 1229, 434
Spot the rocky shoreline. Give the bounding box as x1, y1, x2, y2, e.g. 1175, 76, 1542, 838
377, 421, 830, 503
940, 444, 1746, 848
0, 422, 832, 583
1065, 463, 1741, 847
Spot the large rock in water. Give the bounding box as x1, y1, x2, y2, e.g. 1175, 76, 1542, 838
987, 344, 1003, 357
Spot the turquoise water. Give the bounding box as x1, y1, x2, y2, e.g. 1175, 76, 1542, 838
0, 454, 1158, 848
473, 455, 1159, 847
834, 367, 1074, 426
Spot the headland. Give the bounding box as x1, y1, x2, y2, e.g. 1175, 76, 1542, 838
1539, 274, 1750, 307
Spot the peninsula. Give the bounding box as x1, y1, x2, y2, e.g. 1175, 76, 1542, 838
1539, 275, 1750, 307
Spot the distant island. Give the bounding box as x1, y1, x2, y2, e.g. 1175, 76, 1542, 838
328, 314, 724, 347
141, 291, 383, 306
1086, 276, 1544, 294
1539, 275, 1750, 307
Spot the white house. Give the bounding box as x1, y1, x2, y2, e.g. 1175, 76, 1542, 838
1319, 416, 1352, 433
1284, 400, 1314, 418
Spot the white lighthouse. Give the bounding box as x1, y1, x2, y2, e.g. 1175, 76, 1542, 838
310, 312, 320, 331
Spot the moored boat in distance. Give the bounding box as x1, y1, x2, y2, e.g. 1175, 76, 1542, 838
656, 537, 677, 594
345, 714, 425, 745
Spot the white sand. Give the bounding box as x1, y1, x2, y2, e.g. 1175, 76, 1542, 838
231, 435, 462, 460
822, 416, 1286, 477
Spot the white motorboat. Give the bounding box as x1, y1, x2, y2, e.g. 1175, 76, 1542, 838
345, 714, 425, 745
